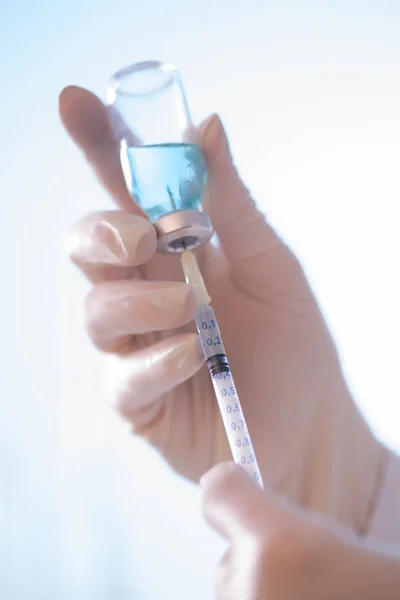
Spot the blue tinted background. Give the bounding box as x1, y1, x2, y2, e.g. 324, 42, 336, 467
1, 1, 399, 598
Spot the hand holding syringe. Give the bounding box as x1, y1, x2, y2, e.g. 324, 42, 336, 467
62, 62, 389, 600
181, 250, 263, 488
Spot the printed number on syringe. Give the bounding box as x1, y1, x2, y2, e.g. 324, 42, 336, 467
201, 320, 216, 330
206, 337, 221, 347
225, 404, 240, 412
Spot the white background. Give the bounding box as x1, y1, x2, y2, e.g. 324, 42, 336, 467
1, 1, 399, 598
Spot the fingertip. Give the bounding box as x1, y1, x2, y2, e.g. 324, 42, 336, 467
65, 211, 156, 268
59, 85, 86, 107
59, 85, 111, 146
200, 462, 264, 540
198, 113, 218, 138
59, 86, 94, 123
199, 113, 231, 162
134, 226, 158, 264
201, 461, 265, 516
200, 461, 239, 490
200, 462, 252, 502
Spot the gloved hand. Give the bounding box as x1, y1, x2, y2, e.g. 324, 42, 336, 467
201, 462, 400, 600
60, 86, 385, 533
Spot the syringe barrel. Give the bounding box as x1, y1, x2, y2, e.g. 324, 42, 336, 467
194, 304, 264, 487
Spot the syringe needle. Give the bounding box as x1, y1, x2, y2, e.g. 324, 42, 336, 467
180, 250, 263, 488
180, 249, 211, 305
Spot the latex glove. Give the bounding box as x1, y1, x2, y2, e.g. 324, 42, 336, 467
201, 462, 400, 600
60, 86, 385, 533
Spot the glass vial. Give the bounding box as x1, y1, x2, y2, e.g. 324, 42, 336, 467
106, 60, 213, 253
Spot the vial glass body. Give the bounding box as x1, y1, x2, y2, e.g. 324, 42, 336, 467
106, 61, 213, 252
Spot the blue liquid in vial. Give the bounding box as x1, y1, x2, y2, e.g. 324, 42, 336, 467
125, 143, 207, 222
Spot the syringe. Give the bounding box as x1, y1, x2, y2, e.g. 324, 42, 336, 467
181, 250, 264, 488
